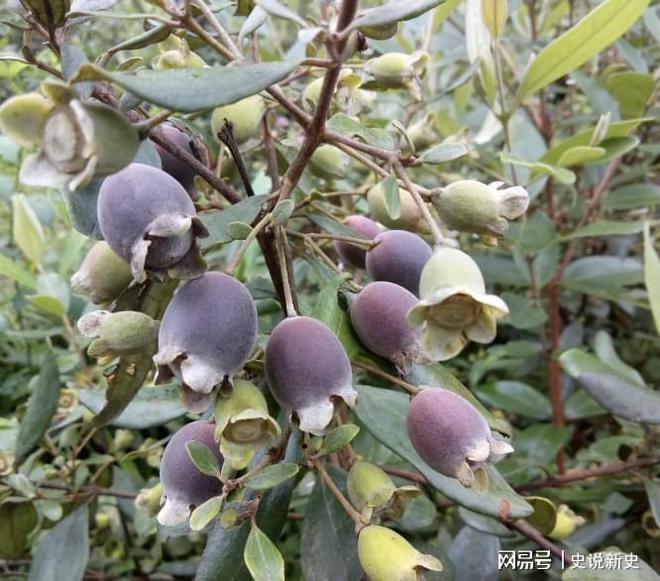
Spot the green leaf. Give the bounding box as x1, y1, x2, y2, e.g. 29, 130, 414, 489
300, 465, 362, 581
0, 501, 38, 559
244, 524, 285, 581
62, 178, 104, 239
473, 381, 552, 420
604, 184, 660, 211
23, 0, 70, 30
15, 350, 59, 466
201, 195, 268, 248
517, 0, 650, 99
380, 175, 401, 220
355, 385, 532, 518
593, 331, 645, 387
560, 349, 660, 425
564, 389, 606, 420
605, 72, 656, 118
72, 62, 298, 113
420, 142, 469, 164
481, 0, 507, 39
247, 462, 299, 491
0, 253, 37, 288
12, 194, 45, 265
514, 424, 573, 465
27, 295, 65, 317
326, 114, 396, 151
592, 135, 640, 164
190, 496, 223, 531
28, 504, 89, 581
312, 277, 360, 359
349, 0, 445, 32
563, 256, 643, 293
525, 496, 557, 535
195, 447, 296, 581
186, 440, 222, 477
256, 0, 306, 26
501, 292, 548, 330
644, 223, 660, 335
541, 118, 650, 165
79, 384, 186, 429
226, 221, 253, 240
556, 145, 605, 167
271, 199, 295, 226
563, 220, 644, 239
239, 6, 268, 41
499, 152, 575, 185
319, 423, 360, 455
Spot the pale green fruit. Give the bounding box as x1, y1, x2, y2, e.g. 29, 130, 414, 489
0, 92, 52, 146
358, 525, 442, 581
366, 182, 426, 232
152, 35, 207, 70
70, 241, 133, 305
77, 310, 160, 359
310, 144, 351, 178
212, 95, 266, 144
432, 179, 529, 241
214, 379, 281, 469
347, 461, 396, 512
549, 505, 586, 540
365, 51, 429, 88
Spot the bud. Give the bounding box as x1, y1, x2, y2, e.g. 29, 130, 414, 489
310, 144, 351, 178
152, 35, 206, 70
16, 83, 139, 191
549, 504, 586, 540
407, 114, 437, 151
214, 379, 281, 469
135, 483, 164, 517
70, 241, 133, 305
406, 388, 513, 486
407, 247, 509, 361
0, 92, 52, 146
364, 51, 429, 100
77, 310, 160, 359
265, 316, 356, 435
366, 182, 427, 233
432, 180, 529, 242
358, 525, 442, 581
211, 95, 266, 144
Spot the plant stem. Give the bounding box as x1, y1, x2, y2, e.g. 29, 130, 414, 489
313, 459, 366, 530
502, 518, 573, 565
352, 360, 421, 396
226, 213, 272, 276
394, 161, 444, 245
275, 227, 298, 317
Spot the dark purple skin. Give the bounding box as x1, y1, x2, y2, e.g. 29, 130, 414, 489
157, 272, 258, 381
265, 316, 352, 413
365, 230, 432, 296
334, 215, 381, 269
98, 163, 196, 268
160, 420, 223, 506
153, 125, 197, 193
350, 281, 422, 368
406, 388, 490, 477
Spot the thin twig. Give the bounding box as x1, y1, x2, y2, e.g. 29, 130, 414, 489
352, 360, 421, 396
226, 213, 272, 275
314, 459, 366, 529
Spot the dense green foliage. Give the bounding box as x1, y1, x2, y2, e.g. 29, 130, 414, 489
0, 0, 659, 579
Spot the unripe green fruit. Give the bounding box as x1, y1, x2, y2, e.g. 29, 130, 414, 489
347, 461, 396, 512
98, 163, 208, 282
334, 215, 381, 269
367, 182, 426, 232
155, 272, 258, 413
365, 51, 428, 88
406, 388, 513, 486
0, 92, 52, 146
310, 144, 351, 178
77, 310, 160, 359
359, 22, 398, 40
158, 420, 223, 527
432, 180, 529, 240
264, 316, 356, 435
70, 241, 133, 305
358, 525, 442, 581
407, 114, 437, 151
350, 281, 427, 373
211, 95, 266, 144
548, 504, 585, 540
365, 230, 432, 296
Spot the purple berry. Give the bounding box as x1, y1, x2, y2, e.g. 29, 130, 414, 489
365, 230, 432, 295
153, 124, 197, 193
334, 215, 381, 269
